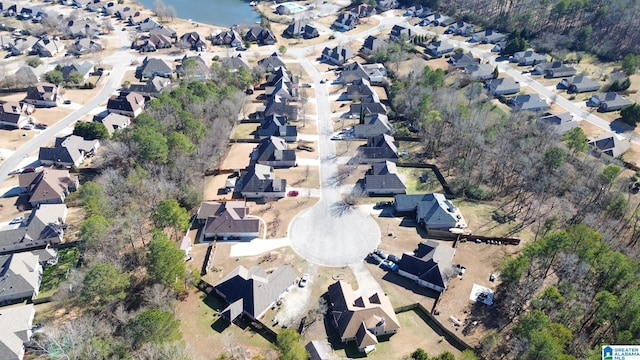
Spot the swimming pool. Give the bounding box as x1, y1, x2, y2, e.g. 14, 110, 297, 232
281, 2, 306, 13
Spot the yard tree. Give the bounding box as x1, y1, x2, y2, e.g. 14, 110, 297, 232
73, 121, 110, 140
621, 54, 640, 75
459, 350, 480, 360
151, 199, 190, 239
79, 214, 111, 244
126, 309, 181, 348
132, 126, 169, 164
43, 70, 64, 85
410, 348, 429, 360
148, 230, 186, 289
562, 127, 588, 153
276, 329, 308, 360
433, 352, 456, 360
67, 70, 85, 85
80, 263, 130, 306
621, 103, 640, 126
79, 181, 108, 217
542, 146, 566, 170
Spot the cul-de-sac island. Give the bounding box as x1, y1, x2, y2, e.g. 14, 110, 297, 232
0, 0, 639, 359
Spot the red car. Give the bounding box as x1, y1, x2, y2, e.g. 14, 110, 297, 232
287, 190, 299, 197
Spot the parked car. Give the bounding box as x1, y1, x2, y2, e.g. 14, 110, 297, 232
63, 100, 71, 104
296, 144, 314, 152
301, 83, 312, 88
368, 252, 383, 264
375, 201, 392, 209
22, 123, 34, 130
35, 123, 47, 129
387, 254, 401, 264
380, 259, 398, 272
287, 190, 299, 197
299, 273, 309, 287
373, 248, 388, 260
9, 216, 24, 225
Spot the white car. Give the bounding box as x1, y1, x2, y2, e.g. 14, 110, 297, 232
9, 216, 24, 225
299, 274, 309, 287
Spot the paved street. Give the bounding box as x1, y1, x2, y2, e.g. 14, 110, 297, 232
0, 27, 135, 183
288, 56, 381, 267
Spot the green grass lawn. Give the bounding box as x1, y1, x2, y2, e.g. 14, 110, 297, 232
231, 123, 258, 139
40, 248, 81, 294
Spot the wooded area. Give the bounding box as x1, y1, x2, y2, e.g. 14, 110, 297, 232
431, 0, 640, 60
388, 63, 640, 358
33, 69, 247, 358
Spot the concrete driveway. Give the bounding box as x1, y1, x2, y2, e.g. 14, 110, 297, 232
288, 57, 381, 267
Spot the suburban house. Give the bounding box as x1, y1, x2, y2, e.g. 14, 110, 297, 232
33, 38, 65, 57
339, 62, 387, 85
38, 135, 100, 168
424, 12, 453, 26
396, 240, 456, 292
221, 54, 251, 71
587, 92, 633, 112
147, 34, 171, 49
559, 74, 601, 93
532, 61, 576, 78
127, 76, 172, 97
425, 39, 454, 57
179, 31, 207, 51
71, 38, 102, 55
511, 50, 547, 66
364, 161, 406, 195
23, 83, 62, 107
354, 113, 393, 138
351, 3, 376, 18
393, 193, 466, 230
471, 29, 505, 44
589, 133, 630, 158
376, 0, 399, 12
328, 280, 400, 353
138, 17, 161, 32
322, 46, 355, 66
465, 63, 495, 81
196, 201, 260, 240
98, 113, 131, 136
360, 36, 388, 57
13, 66, 43, 86
358, 134, 399, 164
211, 30, 243, 48
106, 91, 145, 118
0, 204, 67, 254
149, 26, 177, 39
18, 168, 79, 207
486, 77, 521, 96
265, 67, 296, 88
235, 163, 287, 199
447, 52, 479, 70
258, 52, 287, 72
262, 95, 298, 120
510, 94, 549, 112
60, 61, 93, 82
176, 55, 209, 80
0, 102, 29, 129
333, 12, 359, 31
250, 136, 297, 168
306, 341, 332, 360
447, 20, 474, 36
376, 0, 400, 12
284, 20, 319, 39
538, 112, 578, 134
0, 252, 42, 304
256, 114, 298, 142
346, 78, 377, 101
67, 20, 100, 38
265, 77, 298, 101
138, 57, 173, 79
245, 26, 276, 46
0, 304, 35, 360
404, 4, 432, 17
213, 265, 297, 322
350, 98, 387, 117
389, 25, 414, 41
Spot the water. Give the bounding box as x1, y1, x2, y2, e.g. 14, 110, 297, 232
136, 0, 260, 28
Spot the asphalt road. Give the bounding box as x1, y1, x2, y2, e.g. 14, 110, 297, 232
0, 26, 135, 183
288, 56, 381, 267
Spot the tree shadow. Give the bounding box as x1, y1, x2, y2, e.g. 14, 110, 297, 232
611, 117, 635, 131
330, 201, 353, 217
381, 271, 440, 300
